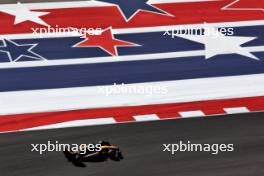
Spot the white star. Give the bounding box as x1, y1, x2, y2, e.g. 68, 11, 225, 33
0, 2, 50, 26
176, 25, 259, 60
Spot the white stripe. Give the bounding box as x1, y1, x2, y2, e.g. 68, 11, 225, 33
133, 114, 160, 121
0, 45, 263, 69
0, 1, 112, 10
1, 20, 263, 40
114, 20, 264, 34
179, 110, 205, 117
0, 0, 216, 10
0, 50, 202, 68
0, 74, 264, 115
224, 107, 250, 114
22, 118, 116, 131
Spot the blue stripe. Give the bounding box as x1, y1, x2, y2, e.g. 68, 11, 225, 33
0, 25, 263, 62
0, 53, 263, 92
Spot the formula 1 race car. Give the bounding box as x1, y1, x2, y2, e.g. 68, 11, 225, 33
63, 141, 124, 167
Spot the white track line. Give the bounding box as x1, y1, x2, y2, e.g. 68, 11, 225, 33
133, 114, 160, 121
179, 110, 205, 117
224, 107, 250, 114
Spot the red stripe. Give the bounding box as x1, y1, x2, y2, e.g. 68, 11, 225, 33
0, 0, 263, 35
0, 96, 263, 132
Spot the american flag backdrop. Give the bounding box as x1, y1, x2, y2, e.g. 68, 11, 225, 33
0, 0, 263, 133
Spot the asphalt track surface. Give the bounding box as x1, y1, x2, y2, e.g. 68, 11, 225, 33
0, 112, 263, 176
